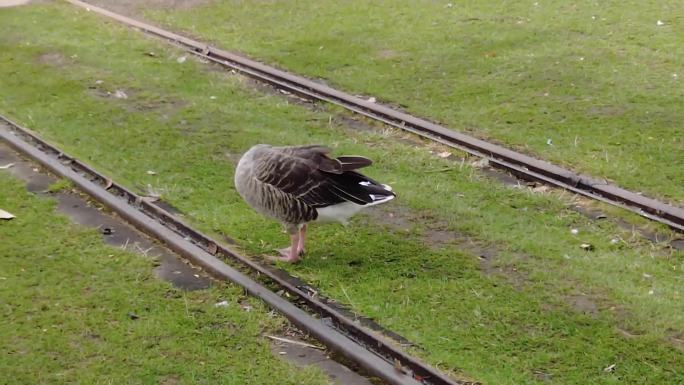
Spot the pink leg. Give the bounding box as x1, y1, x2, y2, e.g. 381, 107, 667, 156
268, 232, 301, 263
297, 224, 307, 256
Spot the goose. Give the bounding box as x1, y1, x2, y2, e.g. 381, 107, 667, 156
234, 144, 395, 263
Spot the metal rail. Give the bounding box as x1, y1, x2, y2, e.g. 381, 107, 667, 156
1, 116, 474, 385
67, 0, 684, 232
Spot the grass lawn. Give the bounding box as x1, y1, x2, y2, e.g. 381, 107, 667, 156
90, 0, 683, 204
1, 3, 683, 384
0, 173, 330, 384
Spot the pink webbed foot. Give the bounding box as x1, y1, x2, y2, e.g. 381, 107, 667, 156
265, 224, 308, 263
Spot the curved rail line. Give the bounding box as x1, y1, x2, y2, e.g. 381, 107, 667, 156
66, 0, 684, 233
0, 116, 475, 385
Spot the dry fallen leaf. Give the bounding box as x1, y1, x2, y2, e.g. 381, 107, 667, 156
207, 242, 218, 255
0, 209, 15, 220
394, 358, 405, 373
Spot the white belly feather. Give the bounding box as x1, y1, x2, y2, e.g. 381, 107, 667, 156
315, 194, 395, 225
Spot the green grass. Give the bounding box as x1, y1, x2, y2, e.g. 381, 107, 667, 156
132, 0, 684, 204
0, 174, 330, 384
47, 178, 73, 193
1, 3, 683, 384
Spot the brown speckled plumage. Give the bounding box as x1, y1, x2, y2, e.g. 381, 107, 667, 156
234, 144, 395, 262
235, 144, 393, 229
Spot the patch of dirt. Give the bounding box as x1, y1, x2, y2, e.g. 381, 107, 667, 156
36, 52, 68, 67
565, 294, 600, 317
158, 375, 180, 385
669, 333, 684, 352
363, 204, 464, 249
83, 0, 210, 15
587, 105, 629, 117
361, 202, 531, 289
86, 84, 186, 116
376, 49, 401, 60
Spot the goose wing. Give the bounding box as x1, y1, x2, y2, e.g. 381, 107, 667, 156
252, 145, 389, 208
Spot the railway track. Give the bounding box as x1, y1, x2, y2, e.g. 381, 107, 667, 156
3, 2, 681, 382
0, 115, 475, 385
66, 0, 684, 233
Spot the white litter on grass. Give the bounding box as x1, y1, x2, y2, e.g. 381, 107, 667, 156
214, 300, 229, 307
0, 209, 15, 220
656, 20, 665, 26
113, 90, 128, 99
367, 96, 377, 103
210, 96, 217, 100
266, 335, 324, 350
177, 56, 187, 63
437, 151, 452, 158
603, 363, 616, 372
673, 73, 678, 79
570, 228, 579, 235
146, 170, 156, 175
546, 138, 553, 146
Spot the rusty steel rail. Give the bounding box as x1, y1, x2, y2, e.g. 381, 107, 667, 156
66, 0, 684, 232
1, 116, 474, 385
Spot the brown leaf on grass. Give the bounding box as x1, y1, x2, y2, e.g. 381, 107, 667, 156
394, 358, 406, 373
206, 242, 218, 255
